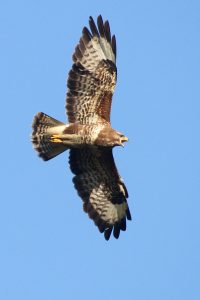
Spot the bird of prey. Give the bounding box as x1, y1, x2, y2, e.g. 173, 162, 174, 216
31, 15, 131, 240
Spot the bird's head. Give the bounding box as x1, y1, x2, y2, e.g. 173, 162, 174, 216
95, 127, 129, 147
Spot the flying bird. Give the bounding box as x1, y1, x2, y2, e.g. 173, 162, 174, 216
31, 15, 131, 240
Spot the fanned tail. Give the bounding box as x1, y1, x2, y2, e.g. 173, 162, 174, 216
31, 112, 68, 161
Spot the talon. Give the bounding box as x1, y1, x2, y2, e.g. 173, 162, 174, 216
51, 135, 63, 143
52, 134, 60, 139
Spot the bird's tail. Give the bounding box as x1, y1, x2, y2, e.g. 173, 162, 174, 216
31, 112, 68, 161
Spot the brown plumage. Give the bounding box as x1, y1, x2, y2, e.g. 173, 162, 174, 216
31, 15, 131, 240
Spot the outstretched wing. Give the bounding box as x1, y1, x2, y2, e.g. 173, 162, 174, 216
66, 15, 117, 125
69, 147, 131, 240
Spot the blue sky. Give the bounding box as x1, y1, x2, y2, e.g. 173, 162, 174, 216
1, 0, 200, 299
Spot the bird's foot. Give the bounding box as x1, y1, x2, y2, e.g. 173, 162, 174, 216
51, 134, 63, 143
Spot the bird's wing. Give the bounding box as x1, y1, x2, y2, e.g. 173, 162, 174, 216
69, 147, 131, 240
66, 15, 117, 125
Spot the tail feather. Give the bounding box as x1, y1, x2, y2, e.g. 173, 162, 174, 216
31, 112, 68, 161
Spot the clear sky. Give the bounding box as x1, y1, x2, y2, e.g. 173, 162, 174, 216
1, 0, 200, 299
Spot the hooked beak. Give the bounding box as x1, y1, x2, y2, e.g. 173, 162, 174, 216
121, 136, 129, 142
119, 136, 129, 147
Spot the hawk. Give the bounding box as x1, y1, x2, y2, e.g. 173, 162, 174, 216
31, 15, 131, 240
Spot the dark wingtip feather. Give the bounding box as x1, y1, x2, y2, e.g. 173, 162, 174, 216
82, 27, 92, 44
98, 223, 106, 233
97, 15, 105, 37
126, 207, 132, 220
104, 20, 111, 42
89, 16, 99, 37
113, 223, 120, 239
120, 218, 127, 231
112, 35, 117, 58
104, 227, 112, 240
